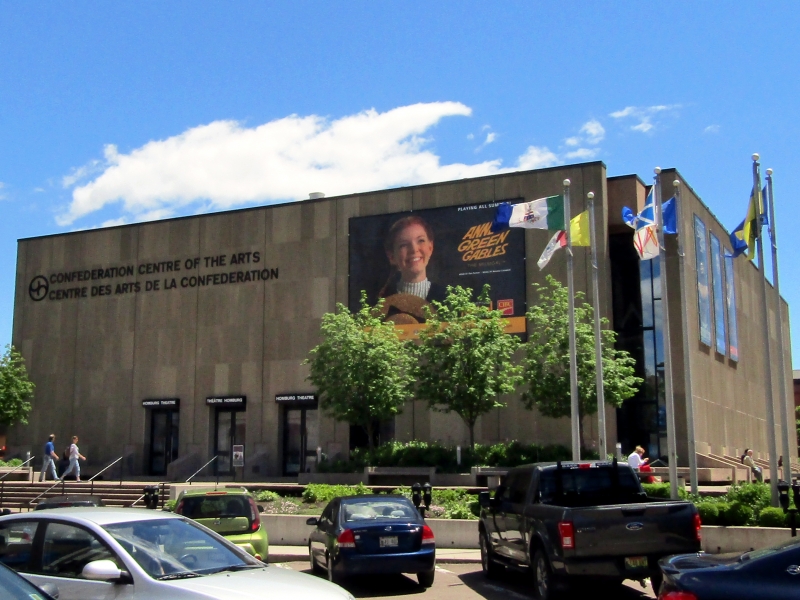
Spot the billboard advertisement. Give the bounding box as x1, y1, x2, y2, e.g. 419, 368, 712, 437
348, 201, 527, 338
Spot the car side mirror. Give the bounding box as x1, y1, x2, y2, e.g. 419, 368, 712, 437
39, 582, 60, 598
0, 509, 10, 516
306, 517, 319, 526
82, 559, 129, 583
478, 491, 491, 509
257, 505, 265, 513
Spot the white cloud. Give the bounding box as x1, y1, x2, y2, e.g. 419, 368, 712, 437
564, 136, 580, 147
704, 124, 720, 134
61, 102, 521, 226
0, 182, 5, 200
59, 103, 606, 227
474, 130, 498, 152
564, 148, 599, 160
579, 119, 605, 144
516, 146, 559, 170
609, 104, 680, 133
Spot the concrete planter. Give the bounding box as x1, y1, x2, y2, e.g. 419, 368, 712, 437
701, 525, 794, 554
262, 514, 481, 548
260, 514, 797, 552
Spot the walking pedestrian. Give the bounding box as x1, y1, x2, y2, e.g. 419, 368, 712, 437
38, 434, 58, 481
60, 436, 86, 482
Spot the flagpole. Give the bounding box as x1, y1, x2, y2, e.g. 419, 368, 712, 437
653, 167, 679, 500
587, 191, 607, 458
563, 179, 581, 461
753, 153, 780, 506
765, 168, 792, 483
673, 179, 699, 495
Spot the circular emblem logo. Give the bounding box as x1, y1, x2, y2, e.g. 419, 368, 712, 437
29, 276, 48, 301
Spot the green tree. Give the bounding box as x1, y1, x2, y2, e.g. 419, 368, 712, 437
0, 345, 34, 427
306, 293, 415, 451
522, 275, 641, 449
415, 285, 523, 449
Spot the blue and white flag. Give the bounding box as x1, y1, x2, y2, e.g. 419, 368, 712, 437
621, 190, 677, 261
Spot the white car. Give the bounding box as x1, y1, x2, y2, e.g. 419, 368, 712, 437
0, 507, 353, 600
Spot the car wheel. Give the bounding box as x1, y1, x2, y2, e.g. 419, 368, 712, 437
417, 569, 435, 587
650, 573, 663, 595
480, 531, 502, 579
533, 548, 556, 600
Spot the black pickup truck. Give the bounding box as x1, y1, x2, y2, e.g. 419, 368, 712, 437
478, 460, 701, 599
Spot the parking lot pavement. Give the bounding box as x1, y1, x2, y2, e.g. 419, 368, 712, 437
278, 562, 657, 599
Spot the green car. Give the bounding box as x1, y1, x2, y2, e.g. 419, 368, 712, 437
174, 488, 269, 561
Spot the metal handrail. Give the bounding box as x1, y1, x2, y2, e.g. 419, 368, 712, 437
0, 456, 35, 482
0, 456, 36, 507
89, 456, 123, 497
29, 454, 124, 506
186, 455, 218, 483
130, 493, 146, 508
88, 456, 123, 483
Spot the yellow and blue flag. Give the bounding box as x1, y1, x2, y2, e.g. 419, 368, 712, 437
730, 186, 763, 261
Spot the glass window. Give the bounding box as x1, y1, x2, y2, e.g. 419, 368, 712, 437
694, 215, 712, 346
709, 233, 727, 355
508, 471, 531, 504
341, 498, 419, 522
41, 522, 119, 579
104, 518, 257, 580
0, 521, 39, 571
0, 562, 52, 599
725, 253, 739, 361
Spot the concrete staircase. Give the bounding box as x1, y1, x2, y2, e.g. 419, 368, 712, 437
0, 480, 171, 511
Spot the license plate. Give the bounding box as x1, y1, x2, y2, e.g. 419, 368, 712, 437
380, 536, 398, 548
624, 556, 648, 570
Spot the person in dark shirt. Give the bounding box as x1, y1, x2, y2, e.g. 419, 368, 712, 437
39, 434, 58, 481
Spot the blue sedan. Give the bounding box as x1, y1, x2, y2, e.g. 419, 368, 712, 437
307, 495, 436, 587
658, 537, 800, 599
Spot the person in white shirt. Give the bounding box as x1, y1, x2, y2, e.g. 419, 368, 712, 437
627, 446, 649, 470
60, 435, 87, 482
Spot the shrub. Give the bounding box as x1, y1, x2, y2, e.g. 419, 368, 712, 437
757, 507, 788, 528
723, 502, 753, 526
642, 483, 671, 498
164, 500, 177, 512
726, 483, 771, 517
255, 490, 281, 503
695, 502, 719, 525
302, 483, 371, 504
0, 459, 23, 467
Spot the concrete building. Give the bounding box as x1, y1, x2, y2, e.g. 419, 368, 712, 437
11, 162, 795, 479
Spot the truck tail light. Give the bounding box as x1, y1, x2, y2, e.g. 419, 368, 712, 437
249, 498, 261, 533
175, 500, 184, 514
659, 591, 698, 600
558, 521, 575, 550
693, 513, 702, 542
337, 529, 356, 548
421, 524, 435, 545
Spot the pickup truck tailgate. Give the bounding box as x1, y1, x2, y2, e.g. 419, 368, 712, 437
571, 501, 698, 557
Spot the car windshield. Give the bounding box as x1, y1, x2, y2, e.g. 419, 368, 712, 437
179, 496, 251, 520
741, 537, 800, 562
341, 499, 419, 523
104, 518, 259, 580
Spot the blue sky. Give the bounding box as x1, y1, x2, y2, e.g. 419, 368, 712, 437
2, 2, 799, 364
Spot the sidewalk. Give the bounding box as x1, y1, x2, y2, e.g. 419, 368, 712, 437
268, 546, 480, 564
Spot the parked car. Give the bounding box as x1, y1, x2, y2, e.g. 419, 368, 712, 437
173, 488, 268, 561
0, 560, 58, 600
478, 460, 702, 599
34, 495, 105, 511
658, 536, 800, 600
307, 494, 436, 586
0, 507, 353, 600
